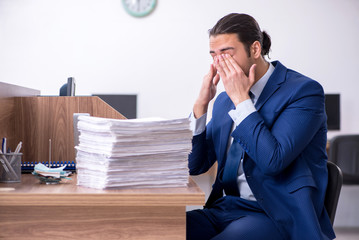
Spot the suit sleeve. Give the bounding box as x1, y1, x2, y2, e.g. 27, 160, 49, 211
188, 119, 217, 175
232, 79, 326, 176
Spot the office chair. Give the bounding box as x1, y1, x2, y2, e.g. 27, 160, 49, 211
325, 161, 343, 225
328, 134, 359, 184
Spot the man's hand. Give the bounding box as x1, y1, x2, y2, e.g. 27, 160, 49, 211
214, 54, 256, 106
193, 64, 220, 118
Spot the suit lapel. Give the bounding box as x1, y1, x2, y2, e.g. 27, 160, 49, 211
255, 61, 287, 111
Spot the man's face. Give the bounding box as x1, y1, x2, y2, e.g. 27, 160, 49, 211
209, 33, 253, 76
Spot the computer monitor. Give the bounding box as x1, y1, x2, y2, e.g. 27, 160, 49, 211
59, 77, 76, 96
92, 94, 137, 119
325, 94, 340, 130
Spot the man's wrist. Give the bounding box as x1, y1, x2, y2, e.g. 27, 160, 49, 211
231, 94, 251, 107
189, 112, 207, 136
193, 101, 209, 119
228, 99, 256, 126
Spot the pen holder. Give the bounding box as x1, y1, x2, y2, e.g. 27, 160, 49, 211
0, 153, 22, 183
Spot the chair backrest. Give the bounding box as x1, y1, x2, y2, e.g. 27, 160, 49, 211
328, 134, 359, 184
325, 161, 343, 225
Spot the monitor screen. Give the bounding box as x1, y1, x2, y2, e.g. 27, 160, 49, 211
93, 94, 137, 119
59, 77, 76, 96
325, 94, 340, 130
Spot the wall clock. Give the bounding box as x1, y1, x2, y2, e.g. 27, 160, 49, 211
122, 0, 157, 18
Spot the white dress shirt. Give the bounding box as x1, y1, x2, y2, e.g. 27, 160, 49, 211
190, 63, 275, 201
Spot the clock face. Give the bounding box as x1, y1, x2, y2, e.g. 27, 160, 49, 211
122, 0, 157, 17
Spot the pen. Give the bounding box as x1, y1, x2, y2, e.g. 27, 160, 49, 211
0, 155, 10, 173
2, 138, 6, 153
0, 141, 10, 173
9, 141, 22, 165
49, 139, 51, 168
15, 141, 22, 153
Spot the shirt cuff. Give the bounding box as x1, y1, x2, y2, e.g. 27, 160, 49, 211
189, 112, 207, 136
228, 99, 256, 126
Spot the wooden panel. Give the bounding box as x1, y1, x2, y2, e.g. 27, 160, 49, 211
78, 96, 127, 119
0, 206, 185, 240
14, 97, 126, 163
0, 98, 16, 150
14, 97, 45, 163
0, 82, 39, 151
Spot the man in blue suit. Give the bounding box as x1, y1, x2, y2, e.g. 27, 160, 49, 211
187, 13, 336, 240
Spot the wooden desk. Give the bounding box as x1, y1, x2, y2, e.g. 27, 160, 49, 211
0, 174, 205, 240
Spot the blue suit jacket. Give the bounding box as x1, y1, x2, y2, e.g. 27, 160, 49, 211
188, 61, 335, 240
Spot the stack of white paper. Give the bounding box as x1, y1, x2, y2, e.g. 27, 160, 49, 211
75, 116, 193, 189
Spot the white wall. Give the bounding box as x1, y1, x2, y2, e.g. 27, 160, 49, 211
1, 0, 359, 135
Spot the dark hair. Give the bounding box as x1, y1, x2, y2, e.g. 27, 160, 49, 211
209, 13, 271, 57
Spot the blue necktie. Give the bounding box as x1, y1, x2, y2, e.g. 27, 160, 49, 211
249, 91, 255, 104
206, 92, 254, 205
222, 140, 244, 196
222, 91, 254, 196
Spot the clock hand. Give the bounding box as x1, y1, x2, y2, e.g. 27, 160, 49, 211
137, 0, 140, 11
